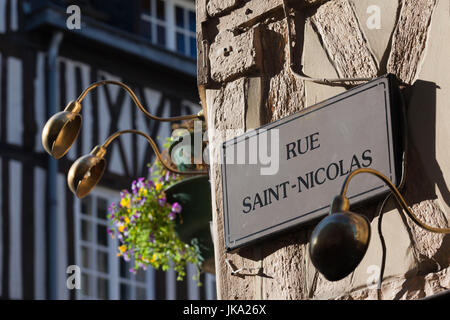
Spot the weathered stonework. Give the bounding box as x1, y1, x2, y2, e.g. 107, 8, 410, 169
200, 0, 450, 300
216, 0, 284, 36
206, 78, 258, 300
209, 28, 262, 83
206, 0, 240, 17
310, 0, 378, 79
387, 0, 437, 84
262, 18, 306, 122
213, 0, 331, 38
349, 0, 400, 66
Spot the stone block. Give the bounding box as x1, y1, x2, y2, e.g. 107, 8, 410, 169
209, 27, 262, 83
207, 0, 240, 17
216, 0, 282, 33
311, 0, 378, 79
387, 0, 437, 84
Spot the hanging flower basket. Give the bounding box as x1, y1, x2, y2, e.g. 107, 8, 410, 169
165, 175, 215, 274
107, 162, 204, 284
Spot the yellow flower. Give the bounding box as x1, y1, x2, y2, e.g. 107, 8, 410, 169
119, 225, 125, 233
117, 253, 121, 257
150, 254, 157, 263
138, 187, 148, 197
155, 183, 162, 192
124, 217, 130, 224
119, 245, 127, 253
120, 197, 130, 209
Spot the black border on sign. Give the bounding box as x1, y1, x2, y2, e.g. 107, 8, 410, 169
221, 74, 402, 251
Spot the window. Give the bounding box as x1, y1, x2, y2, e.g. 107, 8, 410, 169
75, 188, 156, 300
140, 0, 167, 46
140, 0, 197, 59
174, 4, 196, 58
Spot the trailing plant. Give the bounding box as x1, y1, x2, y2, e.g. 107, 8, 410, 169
107, 140, 204, 283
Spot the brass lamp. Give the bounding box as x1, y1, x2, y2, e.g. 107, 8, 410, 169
42, 80, 207, 198
309, 168, 450, 282
68, 145, 107, 198
41, 80, 203, 159
42, 100, 82, 159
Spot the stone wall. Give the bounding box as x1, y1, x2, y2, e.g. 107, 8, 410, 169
197, 0, 450, 299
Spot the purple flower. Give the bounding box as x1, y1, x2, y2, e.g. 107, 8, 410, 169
149, 233, 155, 243
147, 180, 155, 189
131, 181, 138, 194
108, 203, 116, 213
165, 172, 170, 182
138, 197, 146, 206
106, 228, 113, 235
118, 234, 124, 242
123, 253, 130, 262
169, 211, 176, 220
138, 263, 147, 271
171, 202, 182, 214
129, 268, 137, 274
132, 178, 146, 194
158, 198, 166, 207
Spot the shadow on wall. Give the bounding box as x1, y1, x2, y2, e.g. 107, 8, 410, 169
403, 80, 450, 210
400, 80, 450, 275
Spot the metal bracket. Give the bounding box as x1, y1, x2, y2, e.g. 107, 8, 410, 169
225, 259, 261, 276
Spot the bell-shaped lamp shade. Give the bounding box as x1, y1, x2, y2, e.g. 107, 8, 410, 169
68, 146, 107, 199
41, 101, 82, 159
309, 211, 371, 281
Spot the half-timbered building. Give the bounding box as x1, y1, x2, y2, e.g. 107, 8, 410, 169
0, 0, 216, 300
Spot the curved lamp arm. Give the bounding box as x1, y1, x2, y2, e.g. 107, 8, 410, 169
76, 80, 204, 122
102, 129, 208, 176
341, 168, 450, 234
